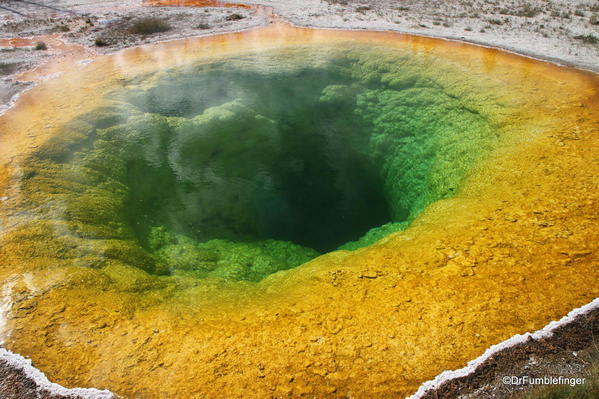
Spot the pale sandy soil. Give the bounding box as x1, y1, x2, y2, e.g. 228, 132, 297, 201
262, 0, 599, 73
0, 1, 264, 114
0, 2, 262, 50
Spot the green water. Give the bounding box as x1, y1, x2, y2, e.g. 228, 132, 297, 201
27, 45, 498, 281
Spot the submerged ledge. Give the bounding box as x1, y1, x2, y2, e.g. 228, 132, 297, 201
0, 298, 597, 399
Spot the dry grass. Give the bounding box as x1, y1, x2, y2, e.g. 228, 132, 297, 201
128, 18, 171, 35
574, 34, 599, 44
520, 366, 599, 399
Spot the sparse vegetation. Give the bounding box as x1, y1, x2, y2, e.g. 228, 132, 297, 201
519, 3, 541, 17
128, 18, 171, 35
196, 23, 211, 30
500, 3, 541, 18
574, 34, 599, 44
225, 13, 245, 21
590, 16, 599, 25
94, 37, 108, 47
34, 41, 47, 51
519, 366, 599, 399
0, 62, 18, 75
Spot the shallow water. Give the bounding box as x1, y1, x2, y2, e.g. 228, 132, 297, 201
0, 22, 598, 399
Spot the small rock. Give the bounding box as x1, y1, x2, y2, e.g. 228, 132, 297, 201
359, 270, 379, 279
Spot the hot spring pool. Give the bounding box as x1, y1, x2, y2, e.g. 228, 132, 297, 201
24, 44, 502, 282
0, 23, 598, 399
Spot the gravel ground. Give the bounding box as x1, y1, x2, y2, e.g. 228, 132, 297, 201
0, 356, 118, 399
0, 5, 262, 51
418, 305, 599, 399
0, 347, 117, 398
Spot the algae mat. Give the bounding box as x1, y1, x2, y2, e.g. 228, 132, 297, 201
0, 23, 598, 398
